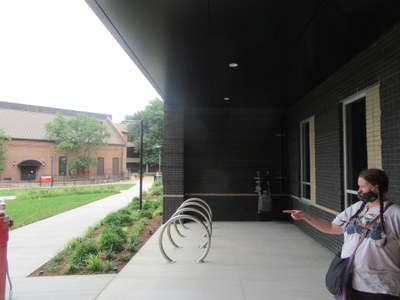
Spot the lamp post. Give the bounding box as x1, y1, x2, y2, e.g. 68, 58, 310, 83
138, 119, 144, 210
124, 119, 144, 210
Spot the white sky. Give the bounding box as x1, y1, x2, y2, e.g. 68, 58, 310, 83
0, 0, 161, 123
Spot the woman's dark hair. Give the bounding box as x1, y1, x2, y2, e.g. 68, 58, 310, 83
359, 168, 389, 195
350, 168, 390, 247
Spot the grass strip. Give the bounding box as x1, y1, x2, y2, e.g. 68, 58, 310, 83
2, 184, 134, 229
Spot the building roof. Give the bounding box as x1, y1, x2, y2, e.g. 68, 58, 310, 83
113, 123, 128, 133
0, 101, 126, 146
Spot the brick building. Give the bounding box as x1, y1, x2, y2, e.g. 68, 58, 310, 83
0, 101, 128, 184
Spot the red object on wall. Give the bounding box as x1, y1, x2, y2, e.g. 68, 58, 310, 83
40, 176, 52, 183
0, 214, 12, 300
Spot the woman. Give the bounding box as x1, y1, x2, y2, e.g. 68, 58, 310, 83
283, 169, 400, 299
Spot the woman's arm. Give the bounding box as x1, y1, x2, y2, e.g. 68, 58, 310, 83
283, 210, 343, 235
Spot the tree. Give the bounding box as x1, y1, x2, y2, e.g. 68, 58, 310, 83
125, 98, 164, 166
45, 113, 110, 176
0, 129, 11, 172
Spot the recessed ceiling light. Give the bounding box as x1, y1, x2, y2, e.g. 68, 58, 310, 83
223, 97, 231, 101
228, 63, 238, 68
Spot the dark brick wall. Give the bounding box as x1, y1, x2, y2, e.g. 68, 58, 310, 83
380, 25, 400, 202
184, 107, 283, 192
183, 107, 284, 221
290, 199, 343, 253
195, 196, 259, 221
285, 21, 400, 251
174, 195, 291, 222
162, 22, 400, 237
162, 104, 185, 222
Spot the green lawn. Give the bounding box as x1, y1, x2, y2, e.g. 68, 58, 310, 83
1, 184, 134, 229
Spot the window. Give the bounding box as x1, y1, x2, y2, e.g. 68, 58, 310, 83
343, 96, 367, 206
300, 117, 315, 202
342, 85, 382, 208
112, 158, 119, 175
59, 156, 67, 176
97, 157, 104, 176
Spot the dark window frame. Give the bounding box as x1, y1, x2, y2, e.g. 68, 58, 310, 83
300, 118, 312, 202
97, 157, 104, 176
58, 156, 67, 176
343, 94, 367, 207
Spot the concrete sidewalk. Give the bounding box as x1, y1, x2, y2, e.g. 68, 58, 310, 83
95, 221, 333, 300
5, 181, 334, 299
6, 179, 153, 300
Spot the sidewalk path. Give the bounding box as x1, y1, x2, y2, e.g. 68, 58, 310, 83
95, 221, 333, 300
7, 178, 153, 300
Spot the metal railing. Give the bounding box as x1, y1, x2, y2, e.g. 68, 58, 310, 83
0, 175, 132, 189
158, 197, 213, 263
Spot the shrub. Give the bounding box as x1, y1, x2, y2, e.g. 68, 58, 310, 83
102, 209, 133, 226
84, 224, 99, 239
86, 254, 102, 273
143, 199, 161, 210
102, 261, 115, 272
49, 262, 59, 273
66, 262, 80, 274
53, 248, 70, 264
99, 226, 126, 253
142, 201, 152, 210
152, 198, 162, 209
118, 254, 130, 262
152, 207, 163, 217
70, 240, 98, 266
66, 238, 81, 251
128, 223, 145, 252
132, 223, 145, 235
131, 210, 141, 221
130, 198, 140, 210
52, 238, 80, 264
148, 180, 163, 196
138, 210, 152, 219
128, 238, 139, 252
104, 248, 116, 260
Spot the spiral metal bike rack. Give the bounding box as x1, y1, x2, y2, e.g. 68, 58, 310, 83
177, 198, 212, 231
170, 207, 211, 248
182, 198, 213, 221
158, 197, 213, 263
158, 214, 211, 263
175, 202, 213, 237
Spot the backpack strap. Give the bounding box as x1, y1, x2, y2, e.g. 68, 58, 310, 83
384, 201, 394, 212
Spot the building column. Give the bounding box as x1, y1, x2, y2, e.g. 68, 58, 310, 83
162, 104, 184, 222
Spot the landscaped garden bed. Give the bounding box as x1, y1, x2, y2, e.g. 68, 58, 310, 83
30, 180, 163, 276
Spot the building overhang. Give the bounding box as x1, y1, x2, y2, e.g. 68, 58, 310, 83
18, 160, 43, 167
85, 1, 400, 109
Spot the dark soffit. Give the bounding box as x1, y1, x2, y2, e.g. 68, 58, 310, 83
85, 0, 400, 109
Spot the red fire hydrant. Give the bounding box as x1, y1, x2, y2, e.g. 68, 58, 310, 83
0, 200, 13, 300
